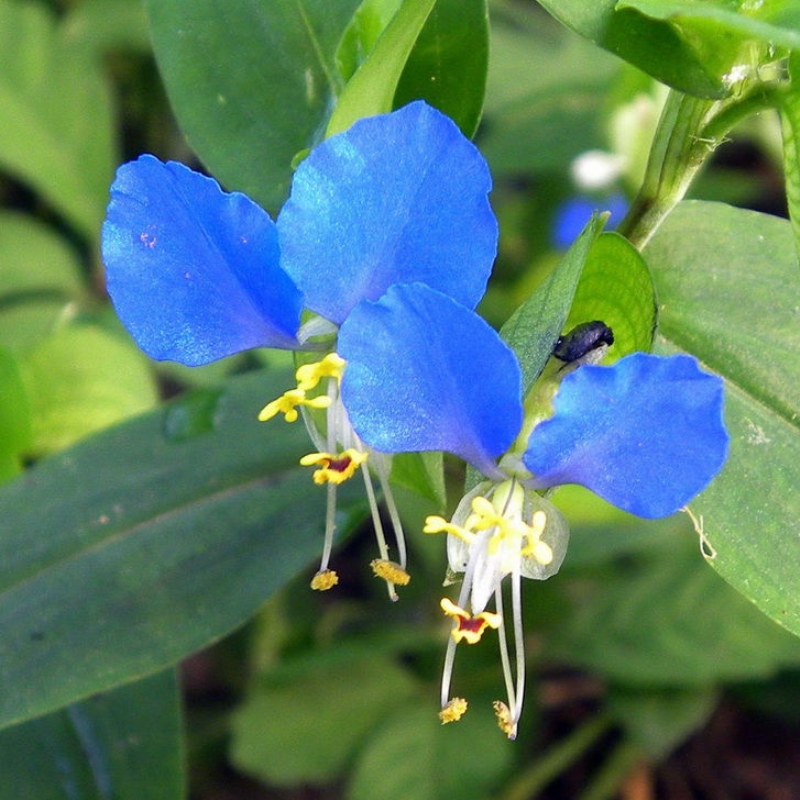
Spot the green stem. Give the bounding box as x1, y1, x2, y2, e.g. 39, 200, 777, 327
618, 86, 780, 249
495, 712, 613, 800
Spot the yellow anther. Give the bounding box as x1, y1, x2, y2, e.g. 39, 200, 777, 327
440, 597, 502, 644
439, 697, 468, 724
258, 389, 331, 422
423, 515, 475, 544
371, 559, 411, 586
310, 569, 339, 591
493, 700, 517, 739
295, 353, 346, 391
299, 448, 368, 484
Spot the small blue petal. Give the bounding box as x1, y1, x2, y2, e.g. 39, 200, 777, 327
523, 353, 728, 518
339, 283, 522, 477
552, 192, 629, 250
102, 155, 303, 366
278, 102, 497, 324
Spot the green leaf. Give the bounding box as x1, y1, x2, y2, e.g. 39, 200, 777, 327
0, 347, 31, 482
543, 514, 800, 684
0, 670, 183, 800
620, 0, 800, 51
326, 0, 437, 135
780, 52, 800, 256
500, 214, 606, 395
230, 651, 418, 785
391, 451, 445, 507
20, 325, 159, 456
0, 212, 86, 356
0, 368, 365, 730
0, 0, 115, 237
144, 0, 362, 212
536, 0, 729, 98
347, 700, 513, 800
564, 232, 656, 362
393, 0, 489, 138
644, 200, 800, 639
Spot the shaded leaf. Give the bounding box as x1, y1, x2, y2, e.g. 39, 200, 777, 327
0, 0, 115, 237
144, 0, 362, 211
0, 369, 365, 730
0, 670, 183, 800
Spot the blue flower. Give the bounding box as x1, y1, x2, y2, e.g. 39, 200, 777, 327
338, 281, 728, 735
101, 101, 498, 597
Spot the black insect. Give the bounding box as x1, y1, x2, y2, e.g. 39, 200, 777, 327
553, 321, 614, 364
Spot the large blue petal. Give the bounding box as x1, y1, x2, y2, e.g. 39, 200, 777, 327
338, 283, 522, 477
102, 155, 303, 366
277, 102, 497, 324
523, 353, 728, 518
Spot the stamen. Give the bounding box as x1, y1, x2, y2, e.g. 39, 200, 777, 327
361, 464, 400, 601
310, 569, 339, 591
371, 559, 411, 586
440, 597, 502, 644
295, 353, 346, 391
439, 697, 468, 725
423, 515, 475, 544
493, 701, 516, 739
258, 389, 331, 422
299, 448, 368, 484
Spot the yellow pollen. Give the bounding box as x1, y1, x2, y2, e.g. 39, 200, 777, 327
493, 700, 517, 739
371, 559, 411, 586
295, 353, 346, 391
310, 569, 339, 591
300, 449, 368, 484
440, 597, 502, 644
258, 388, 331, 422
439, 697, 468, 724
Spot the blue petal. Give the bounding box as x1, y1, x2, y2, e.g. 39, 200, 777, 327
552, 192, 628, 250
523, 353, 728, 518
278, 102, 497, 324
338, 283, 522, 477
102, 155, 303, 366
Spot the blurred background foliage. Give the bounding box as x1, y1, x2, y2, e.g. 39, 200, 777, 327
2, 0, 800, 798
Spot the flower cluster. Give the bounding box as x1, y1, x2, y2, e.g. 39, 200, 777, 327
102, 101, 728, 738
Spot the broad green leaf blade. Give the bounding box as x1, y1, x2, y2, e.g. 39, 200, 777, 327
0, 212, 85, 356
0, 670, 183, 800
780, 53, 800, 256
348, 701, 513, 800
564, 232, 656, 362
20, 325, 159, 456
544, 513, 800, 684
644, 200, 800, 638
231, 652, 418, 785
0, 347, 31, 482
620, 0, 800, 51
394, 0, 489, 137
0, 0, 115, 238
326, 0, 437, 135
145, 0, 361, 211
500, 214, 606, 395
536, 0, 728, 98
0, 369, 364, 731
